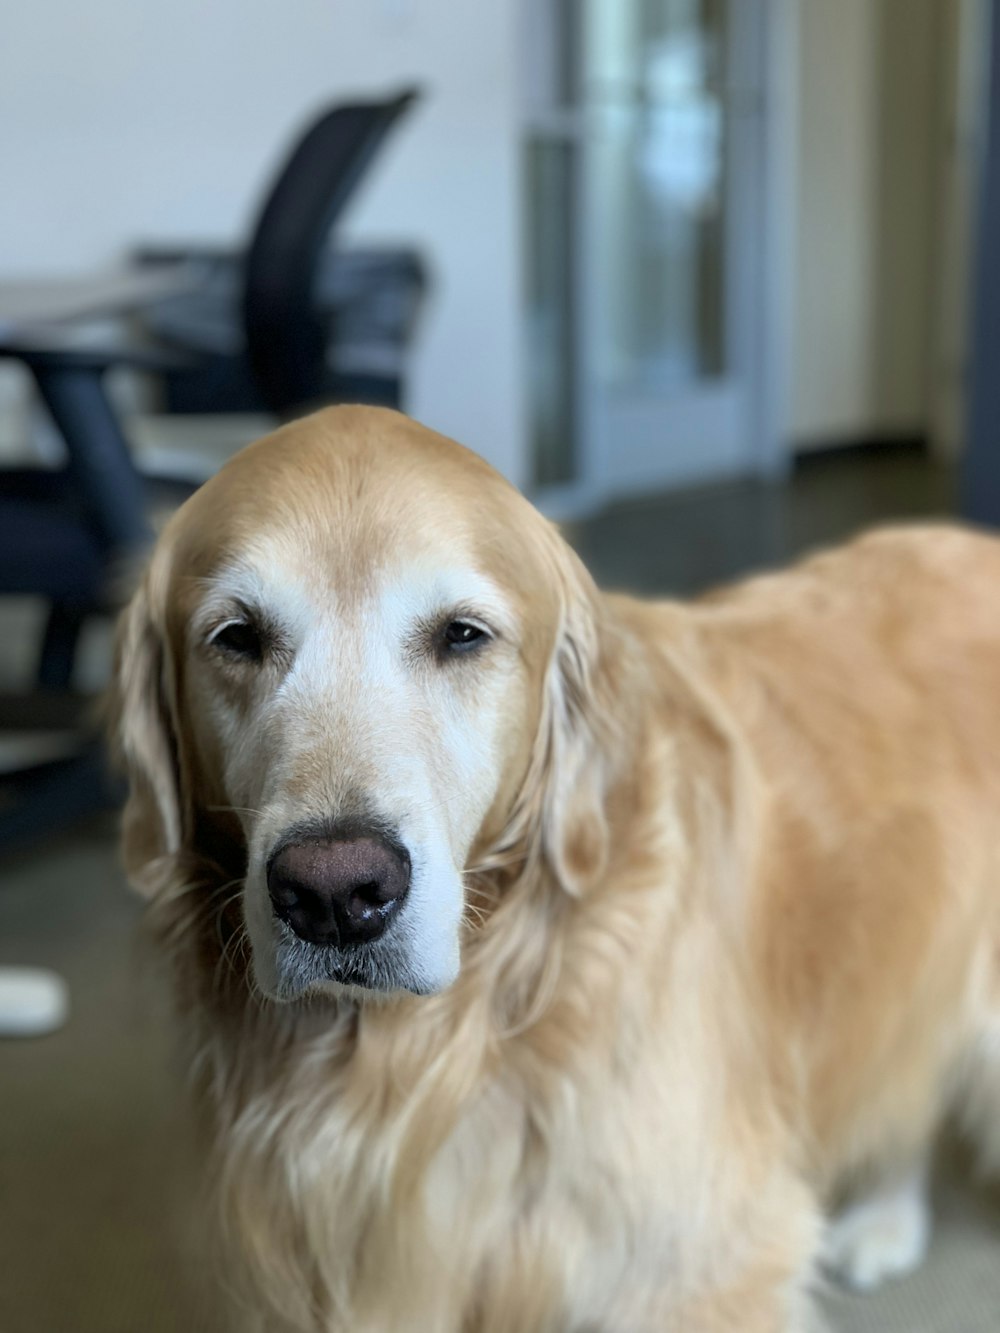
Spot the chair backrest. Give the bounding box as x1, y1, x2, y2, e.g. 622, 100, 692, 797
242, 89, 420, 415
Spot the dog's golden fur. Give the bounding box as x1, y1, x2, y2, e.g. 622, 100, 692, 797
112, 407, 1000, 1332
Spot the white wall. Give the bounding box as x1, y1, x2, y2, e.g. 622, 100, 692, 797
0, 0, 527, 483
789, 0, 945, 449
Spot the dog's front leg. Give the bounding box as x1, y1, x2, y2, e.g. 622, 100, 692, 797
655, 1206, 826, 1333
662, 1283, 827, 1333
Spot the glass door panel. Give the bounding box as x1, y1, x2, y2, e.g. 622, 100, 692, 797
525, 0, 769, 498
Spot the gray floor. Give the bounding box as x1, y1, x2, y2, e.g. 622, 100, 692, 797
0, 825, 224, 1333
1, 446, 997, 1333
568, 442, 959, 596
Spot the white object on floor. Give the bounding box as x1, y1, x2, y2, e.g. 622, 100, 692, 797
823, 1165, 932, 1291
0, 967, 69, 1037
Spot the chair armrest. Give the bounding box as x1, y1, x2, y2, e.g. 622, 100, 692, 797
132, 243, 244, 268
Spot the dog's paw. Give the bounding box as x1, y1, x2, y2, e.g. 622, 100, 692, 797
822, 1174, 931, 1292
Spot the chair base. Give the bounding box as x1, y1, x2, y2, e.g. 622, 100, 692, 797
0, 743, 119, 855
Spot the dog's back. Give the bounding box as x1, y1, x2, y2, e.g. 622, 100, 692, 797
667, 524, 1000, 1197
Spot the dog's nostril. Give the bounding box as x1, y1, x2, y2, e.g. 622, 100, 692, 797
349, 882, 385, 916
267, 833, 410, 949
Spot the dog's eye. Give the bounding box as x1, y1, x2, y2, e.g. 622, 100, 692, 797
210, 620, 263, 662
443, 621, 487, 653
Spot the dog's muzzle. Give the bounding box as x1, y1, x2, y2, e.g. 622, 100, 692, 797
267, 830, 411, 948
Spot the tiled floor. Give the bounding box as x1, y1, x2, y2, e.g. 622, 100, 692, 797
1, 445, 996, 1333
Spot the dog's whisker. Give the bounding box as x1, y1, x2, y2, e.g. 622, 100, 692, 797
213, 918, 251, 995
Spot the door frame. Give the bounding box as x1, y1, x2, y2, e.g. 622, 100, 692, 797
962, 0, 1000, 521
523, 0, 798, 519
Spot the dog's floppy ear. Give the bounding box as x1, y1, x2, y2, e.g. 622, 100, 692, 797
110, 566, 185, 897
536, 535, 613, 896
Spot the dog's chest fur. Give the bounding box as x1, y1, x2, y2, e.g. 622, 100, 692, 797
211, 941, 816, 1333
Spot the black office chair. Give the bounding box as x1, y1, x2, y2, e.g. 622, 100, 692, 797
0, 448, 111, 846
0, 338, 193, 847
138, 88, 426, 418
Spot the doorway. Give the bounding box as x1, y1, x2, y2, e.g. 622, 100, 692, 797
524, 0, 780, 509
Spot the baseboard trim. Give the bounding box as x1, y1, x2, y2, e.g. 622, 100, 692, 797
792, 434, 930, 467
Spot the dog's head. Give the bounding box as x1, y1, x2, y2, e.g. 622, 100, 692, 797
112, 407, 610, 1001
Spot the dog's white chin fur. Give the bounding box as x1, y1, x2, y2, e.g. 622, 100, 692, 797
264, 973, 450, 1006
243, 851, 465, 1003
249, 928, 461, 1003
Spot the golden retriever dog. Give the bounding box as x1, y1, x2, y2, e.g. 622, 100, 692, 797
112, 406, 1000, 1333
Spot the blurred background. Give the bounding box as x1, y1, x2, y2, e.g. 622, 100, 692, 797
1, 1, 999, 1330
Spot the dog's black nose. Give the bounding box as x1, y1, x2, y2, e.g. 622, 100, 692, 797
267, 834, 411, 947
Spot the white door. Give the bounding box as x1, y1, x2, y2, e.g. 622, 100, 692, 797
525, 0, 779, 504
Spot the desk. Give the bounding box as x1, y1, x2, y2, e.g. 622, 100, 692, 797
0, 266, 196, 557
0, 264, 196, 333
